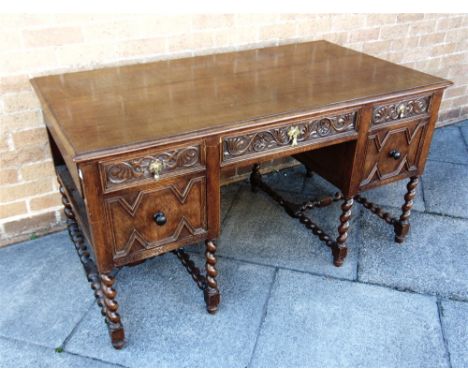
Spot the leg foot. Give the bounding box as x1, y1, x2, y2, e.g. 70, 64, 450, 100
394, 176, 418, 243
332, 198, 353, 267
332, 245, 347, 267
204, 240, 220, 314
250, 163, 261, 193
100, 273, 125, 349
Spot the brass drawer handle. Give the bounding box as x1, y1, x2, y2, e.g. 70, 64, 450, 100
149, 159, 164, 180
389, 149, 401, 160
153, 211, 167, 226
287, 126, 300, 146
397, 104, 406, 119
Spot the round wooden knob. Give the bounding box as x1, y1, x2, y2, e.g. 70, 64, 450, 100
153, 211, 167, 226
389, 149, 401, 160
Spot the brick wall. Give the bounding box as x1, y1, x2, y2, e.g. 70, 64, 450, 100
1, 13, 467, 244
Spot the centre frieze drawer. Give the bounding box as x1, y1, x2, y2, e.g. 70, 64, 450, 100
221, 110, 358, 164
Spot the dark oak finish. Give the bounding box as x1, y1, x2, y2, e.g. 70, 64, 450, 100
31, 40, 449, 161
58, 178, 125, 349
360, 118, 428, 190
204, 240, 220, 314
222, 110, 357, 164
332, 198, 354, 267
394, 176, 419, 243
31, 40, 451, 349
104, 173, 208, 266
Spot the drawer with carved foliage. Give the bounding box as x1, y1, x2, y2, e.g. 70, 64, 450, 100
104, 172, 208, 266
100, 143, 205, 192
360, 118, 430, 190
221, 110, 358, 164
371, 95, 431, 128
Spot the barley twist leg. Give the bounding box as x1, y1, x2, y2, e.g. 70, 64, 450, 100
59, 184, 104, 310
100, 273, 125, 349
203, 240, 220, 314
332, 198, 354, 267
394, 176, 418, 243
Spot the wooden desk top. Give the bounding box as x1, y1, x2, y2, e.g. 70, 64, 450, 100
31, 40, 450, 161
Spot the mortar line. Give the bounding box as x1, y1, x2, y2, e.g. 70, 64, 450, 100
426, 158, 468, 166
355, 207, 365, 282
436, 297, 453, 368
419, 176, 428, 213
356, 198, 467, 222
216, 253, 468, 303
415, 209, 468, 221
221, 182, 245, 227
0, 334, 124, 368
458, 125, 468, 149
59, 299, 96, 351
246, 267, 278, 368
62, 349, 128, 368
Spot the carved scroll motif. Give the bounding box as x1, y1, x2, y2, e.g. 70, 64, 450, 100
223, 112, 356, 160
105, 146, 200, 186
372, 97, 430, 125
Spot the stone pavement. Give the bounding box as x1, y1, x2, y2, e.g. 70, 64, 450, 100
0, 122, 467, 368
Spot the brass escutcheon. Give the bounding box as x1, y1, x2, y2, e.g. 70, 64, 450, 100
287, 126, 301, 147
149, 159, 164, 180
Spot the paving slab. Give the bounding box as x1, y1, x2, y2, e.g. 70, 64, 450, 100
218, 186, 360, 280
360, 178, 425, 212
429, 126, 468, 165
440, 299, 468, 368
422, 160, 468, 219
221, 182, 243, 223
358, 208, 468, 300
250, 269, 448, 367
0, 231, 94, 348
0, 337, 116, 367
264, 165, 308, 194
65, 254, 275, 367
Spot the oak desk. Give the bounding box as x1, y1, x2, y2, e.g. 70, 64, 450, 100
31, 40, 451, 349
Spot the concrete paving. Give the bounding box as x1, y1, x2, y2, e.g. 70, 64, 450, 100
250, 270, 448, 367
0, 123, 466, 367
439, 300, 468, 368
429, 125, 468, 165
423, 160, 468, 219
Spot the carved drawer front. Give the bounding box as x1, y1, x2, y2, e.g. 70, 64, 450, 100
100, 143, 204, 192
360, 119, 429, 190
104, 173, 207, 266
372, 95, 431, 127
222, 110, 357, 164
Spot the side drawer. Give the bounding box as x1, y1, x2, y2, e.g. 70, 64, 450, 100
99, 142, 205, 193
221, 110, 358, 164
371, 94, 431, 128
360, 118, 430, 190
104, 172, 208, 266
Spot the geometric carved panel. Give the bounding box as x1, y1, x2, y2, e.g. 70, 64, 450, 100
360, 119, 428, 189
105, 175, 207, 260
